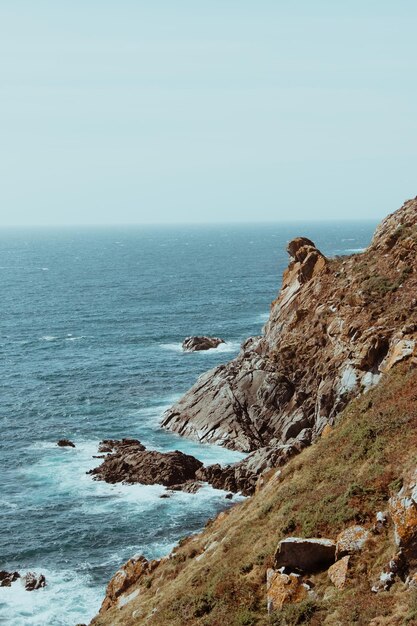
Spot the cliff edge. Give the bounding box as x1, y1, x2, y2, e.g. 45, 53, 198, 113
161, 198, 417, 492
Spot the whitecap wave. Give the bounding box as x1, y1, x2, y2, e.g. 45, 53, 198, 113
39, 336, 58, 342
0, 566, 101, 626
345, 247, 366, 254
160, 341, 240, 354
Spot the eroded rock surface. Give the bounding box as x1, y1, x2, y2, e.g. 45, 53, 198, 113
57, 439, 75, 448
182, 336, 225, 352
162, 199, 417, 488
88, 440, 203, 487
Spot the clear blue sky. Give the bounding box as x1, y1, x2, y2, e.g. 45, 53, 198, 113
1, 1, 416, 225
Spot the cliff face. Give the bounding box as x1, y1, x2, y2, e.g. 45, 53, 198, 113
90, 198, 417, 626
162, 200, 417, 465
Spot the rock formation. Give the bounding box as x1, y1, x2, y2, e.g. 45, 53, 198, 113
162, 199, 417, 493
88, 439, 203, 488
0, 571, 20, 587
57, 439, 75, 448
182, 336, 225, 352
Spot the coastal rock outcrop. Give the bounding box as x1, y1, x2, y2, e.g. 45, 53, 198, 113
182, 336, 225, 352
162, 199, 417, 489
88, 439, 203, 487
57, 439, 75, 448
24, 572, 46, 591
0, 571, 20, 587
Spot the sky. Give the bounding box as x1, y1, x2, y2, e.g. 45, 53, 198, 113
0, 1, 416, 226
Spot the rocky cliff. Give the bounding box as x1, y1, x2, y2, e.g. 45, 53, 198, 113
162, 198, 417, 493
90, 198, 417, 626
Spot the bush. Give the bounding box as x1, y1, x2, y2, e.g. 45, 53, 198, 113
270, 599, 321, 625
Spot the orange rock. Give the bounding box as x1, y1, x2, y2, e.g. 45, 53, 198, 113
321, 425, 333, 438
389, 493, 417, 562
100, 555, 154, 613
266, 569, 308, 614
328, 556, 350, 589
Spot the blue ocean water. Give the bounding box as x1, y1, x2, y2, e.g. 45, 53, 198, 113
0, 222, 376, 625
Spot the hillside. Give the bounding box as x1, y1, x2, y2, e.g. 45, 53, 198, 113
90, 198, 417, 626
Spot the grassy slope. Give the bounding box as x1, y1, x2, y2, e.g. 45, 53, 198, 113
92, 361, 417, 626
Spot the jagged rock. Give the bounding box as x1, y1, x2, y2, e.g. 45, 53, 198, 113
100, 555, 156, 613
274, 537, 336, 572
169, 480, 203, 494
24, 572, 46, 591
97, 439, 145, 454
57, 439, 75, 448
161, 199, 417, 485
182, 336, 225, 352
336, 525, 370, 559
266, 568, 308, 614
373, 511, 389, 534
196, 443, 302, 496
328, 556, 350, 589
0, 571, 20, 587
88, 441, 203, 487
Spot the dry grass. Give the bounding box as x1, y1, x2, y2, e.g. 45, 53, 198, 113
91, 362, 417, 626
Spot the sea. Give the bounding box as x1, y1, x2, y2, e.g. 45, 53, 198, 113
0, 221, 377, 625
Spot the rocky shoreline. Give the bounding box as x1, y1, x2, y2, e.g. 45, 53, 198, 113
86, 198, 417, 624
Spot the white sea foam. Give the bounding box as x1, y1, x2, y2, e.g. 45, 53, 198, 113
257, 312, 270, 323
345, 247, 366, 253
0, 566, 102, 626
40, 335, 58, 342
160, 341, 240, 354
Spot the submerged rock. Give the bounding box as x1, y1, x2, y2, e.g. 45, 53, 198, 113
0, 571, 20, 587
88, 440, 203, 487
182, 336, 225, 352
57, 439, 75, 448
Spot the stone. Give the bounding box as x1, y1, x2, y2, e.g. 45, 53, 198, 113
266, 568, 308, 614
24, 572, 46, 591
328, 556, 350, 589
100, 555, 150, 613
169, 481, 203, 494
336, 525, 370, 559
0, 571, 20, 587
88, 441, 203, 487
57, 439, 75, 448
182, 336, 225, 352
274, 537, 336, 572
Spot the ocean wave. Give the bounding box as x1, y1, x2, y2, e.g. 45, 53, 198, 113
39, 335, 58, 342
0, 566, 101, 626
160, 341, 241, 354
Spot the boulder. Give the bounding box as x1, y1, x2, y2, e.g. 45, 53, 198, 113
266, 569, 308, 614
328, 556, 350, 589
57, 439, 75, 448
182, 336, 225, 352
336, 525, 370, 559
100, 555, 152, 613
275, 537, 336, 572
88, 441, 203, 487
169, 481, 203, 494
0, 571, 20, 587
24, 572, 46, 591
